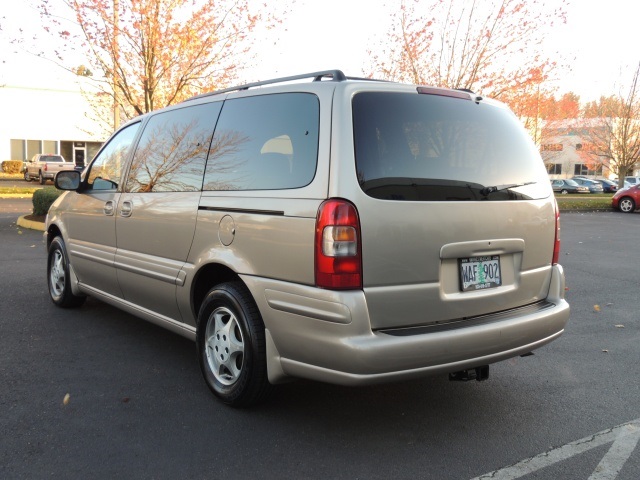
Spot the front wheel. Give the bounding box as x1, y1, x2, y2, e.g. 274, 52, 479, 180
619, 197, 636, 213
561, 189, 568, 195
196, 281, 272, 407
24, 170, 31, 182
39, 171, 46, 185
47, 237, 86, 308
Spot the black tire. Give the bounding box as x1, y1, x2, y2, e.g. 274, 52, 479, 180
619, 197, 635, 213
196, 281, 272, 407
561, 189, 568, 195
47, 237, 86, 308
24, 170, 31, 182
39, 171, 46, 185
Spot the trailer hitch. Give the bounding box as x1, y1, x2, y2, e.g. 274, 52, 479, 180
449, 365, 490, 382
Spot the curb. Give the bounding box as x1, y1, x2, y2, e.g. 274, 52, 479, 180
17, 215, 45, 232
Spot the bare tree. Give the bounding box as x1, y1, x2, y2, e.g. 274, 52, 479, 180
37, 0, 285, 125
366, 0, 567, 103
579, 63, 640, 187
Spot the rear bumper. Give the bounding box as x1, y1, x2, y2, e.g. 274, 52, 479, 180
243, 264, 569, 386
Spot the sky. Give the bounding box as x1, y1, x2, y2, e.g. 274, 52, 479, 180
0, 0, 637, 103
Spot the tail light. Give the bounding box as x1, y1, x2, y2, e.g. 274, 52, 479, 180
552, 199, 561, 265
315, 199, 362, 289
44, 164, 48, 172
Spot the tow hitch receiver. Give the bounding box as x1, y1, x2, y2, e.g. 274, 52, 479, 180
449, 365, 490, 382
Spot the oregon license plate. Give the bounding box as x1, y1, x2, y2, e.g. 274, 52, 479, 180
459, 255, 502, 292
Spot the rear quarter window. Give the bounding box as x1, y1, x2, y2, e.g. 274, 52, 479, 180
352, 91, 550, 201
203, 93, 319, 191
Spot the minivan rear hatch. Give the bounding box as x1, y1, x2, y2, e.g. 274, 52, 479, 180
351, 88, 556, 330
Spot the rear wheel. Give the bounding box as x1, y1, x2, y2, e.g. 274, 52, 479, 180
619, 197, 636, 213
196, 281, 272, 407
39, 171, 46, 185
24, 169, 31, 182
47, 237, 86, 308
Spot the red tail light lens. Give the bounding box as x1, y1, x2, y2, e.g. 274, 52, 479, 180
315, 199, 362, 289
552, 200, 561, 265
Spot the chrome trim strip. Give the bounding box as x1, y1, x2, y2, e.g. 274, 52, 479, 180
198, 206, 285, 216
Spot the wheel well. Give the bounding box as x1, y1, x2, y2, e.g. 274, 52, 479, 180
191, 263, 242, 320
46, 224, 62, 249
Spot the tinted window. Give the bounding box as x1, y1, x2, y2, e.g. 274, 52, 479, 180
203, 93, 319, 191
41, 155, 64, 162
126, 103, 222, 193
353, 92, 550, 201
87, 122, 141, 191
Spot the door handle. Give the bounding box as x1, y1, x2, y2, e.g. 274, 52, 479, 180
103, 200, 115, 216
120, 200, 133, 218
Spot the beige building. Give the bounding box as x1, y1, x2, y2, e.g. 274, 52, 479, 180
539, 118, 639, 180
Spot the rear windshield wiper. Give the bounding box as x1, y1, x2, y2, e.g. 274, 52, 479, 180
480, 182, 536, 196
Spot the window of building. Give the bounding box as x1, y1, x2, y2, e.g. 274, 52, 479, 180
43, 140, 57, 154
546, 163, 562, 175
203, 93, 320, 191
574, 163, 602, 176
126, 103, 222, 193
27, 140, 41, 160
10, 139, 25, 161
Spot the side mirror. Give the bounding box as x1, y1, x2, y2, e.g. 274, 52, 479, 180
55, 170, 81, 191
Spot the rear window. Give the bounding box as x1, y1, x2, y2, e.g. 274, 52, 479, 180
352, 91, 550, 201
42, 155, 64, 162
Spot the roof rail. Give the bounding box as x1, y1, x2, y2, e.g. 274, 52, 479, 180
184, 69, 348, 102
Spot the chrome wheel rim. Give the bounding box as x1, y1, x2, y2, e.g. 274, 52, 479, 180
205, 306, 244, 386
49, 249, 65, 298
620, 199, 633, 212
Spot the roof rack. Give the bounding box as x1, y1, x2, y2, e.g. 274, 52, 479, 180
184, 69, 348, 102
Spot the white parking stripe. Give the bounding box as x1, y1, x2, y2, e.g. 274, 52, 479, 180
588, 422, 640, 480
472, 418, 640, 480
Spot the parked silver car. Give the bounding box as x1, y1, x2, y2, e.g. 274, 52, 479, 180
45, 70, 570, 406
571, 177, 604, 193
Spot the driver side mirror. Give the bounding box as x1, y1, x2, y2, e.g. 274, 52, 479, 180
55, 170, 81, 191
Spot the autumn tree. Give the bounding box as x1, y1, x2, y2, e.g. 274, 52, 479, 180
37, 0, 282, 125
366, 0, 567, 106
578, 63, 640, 187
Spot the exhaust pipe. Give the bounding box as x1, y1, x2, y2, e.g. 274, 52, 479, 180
449, 365, 489, 382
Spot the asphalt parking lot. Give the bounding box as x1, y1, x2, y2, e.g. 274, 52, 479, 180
0, 198, 638, 479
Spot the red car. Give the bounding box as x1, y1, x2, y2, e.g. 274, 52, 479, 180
612, 184, 640, 213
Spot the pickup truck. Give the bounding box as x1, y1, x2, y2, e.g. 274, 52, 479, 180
24, 154, 76, 185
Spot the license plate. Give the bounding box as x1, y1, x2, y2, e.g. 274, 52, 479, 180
459, 255, 502, 292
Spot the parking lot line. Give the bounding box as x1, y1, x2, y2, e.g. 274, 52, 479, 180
472, 418, 640, 480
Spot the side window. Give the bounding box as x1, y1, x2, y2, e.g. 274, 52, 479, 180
126, 103, 222, 193
203, 93, 319, 191
87, 123, 141, 191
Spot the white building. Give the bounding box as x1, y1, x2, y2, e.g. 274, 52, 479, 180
0, 58, 110, 166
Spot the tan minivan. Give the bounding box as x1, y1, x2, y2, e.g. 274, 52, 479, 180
46, 70, 569, 406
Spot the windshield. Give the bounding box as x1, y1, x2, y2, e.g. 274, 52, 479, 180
352, 91, 550, 201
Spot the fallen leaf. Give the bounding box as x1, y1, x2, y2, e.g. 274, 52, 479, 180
17, 230, 23, 235
602, 349, 609, 353
593, 305, 600, 312
63, 393, 70, 406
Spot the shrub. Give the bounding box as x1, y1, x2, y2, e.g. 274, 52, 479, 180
32, 187, 63, 216
2, 160, 24, 174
